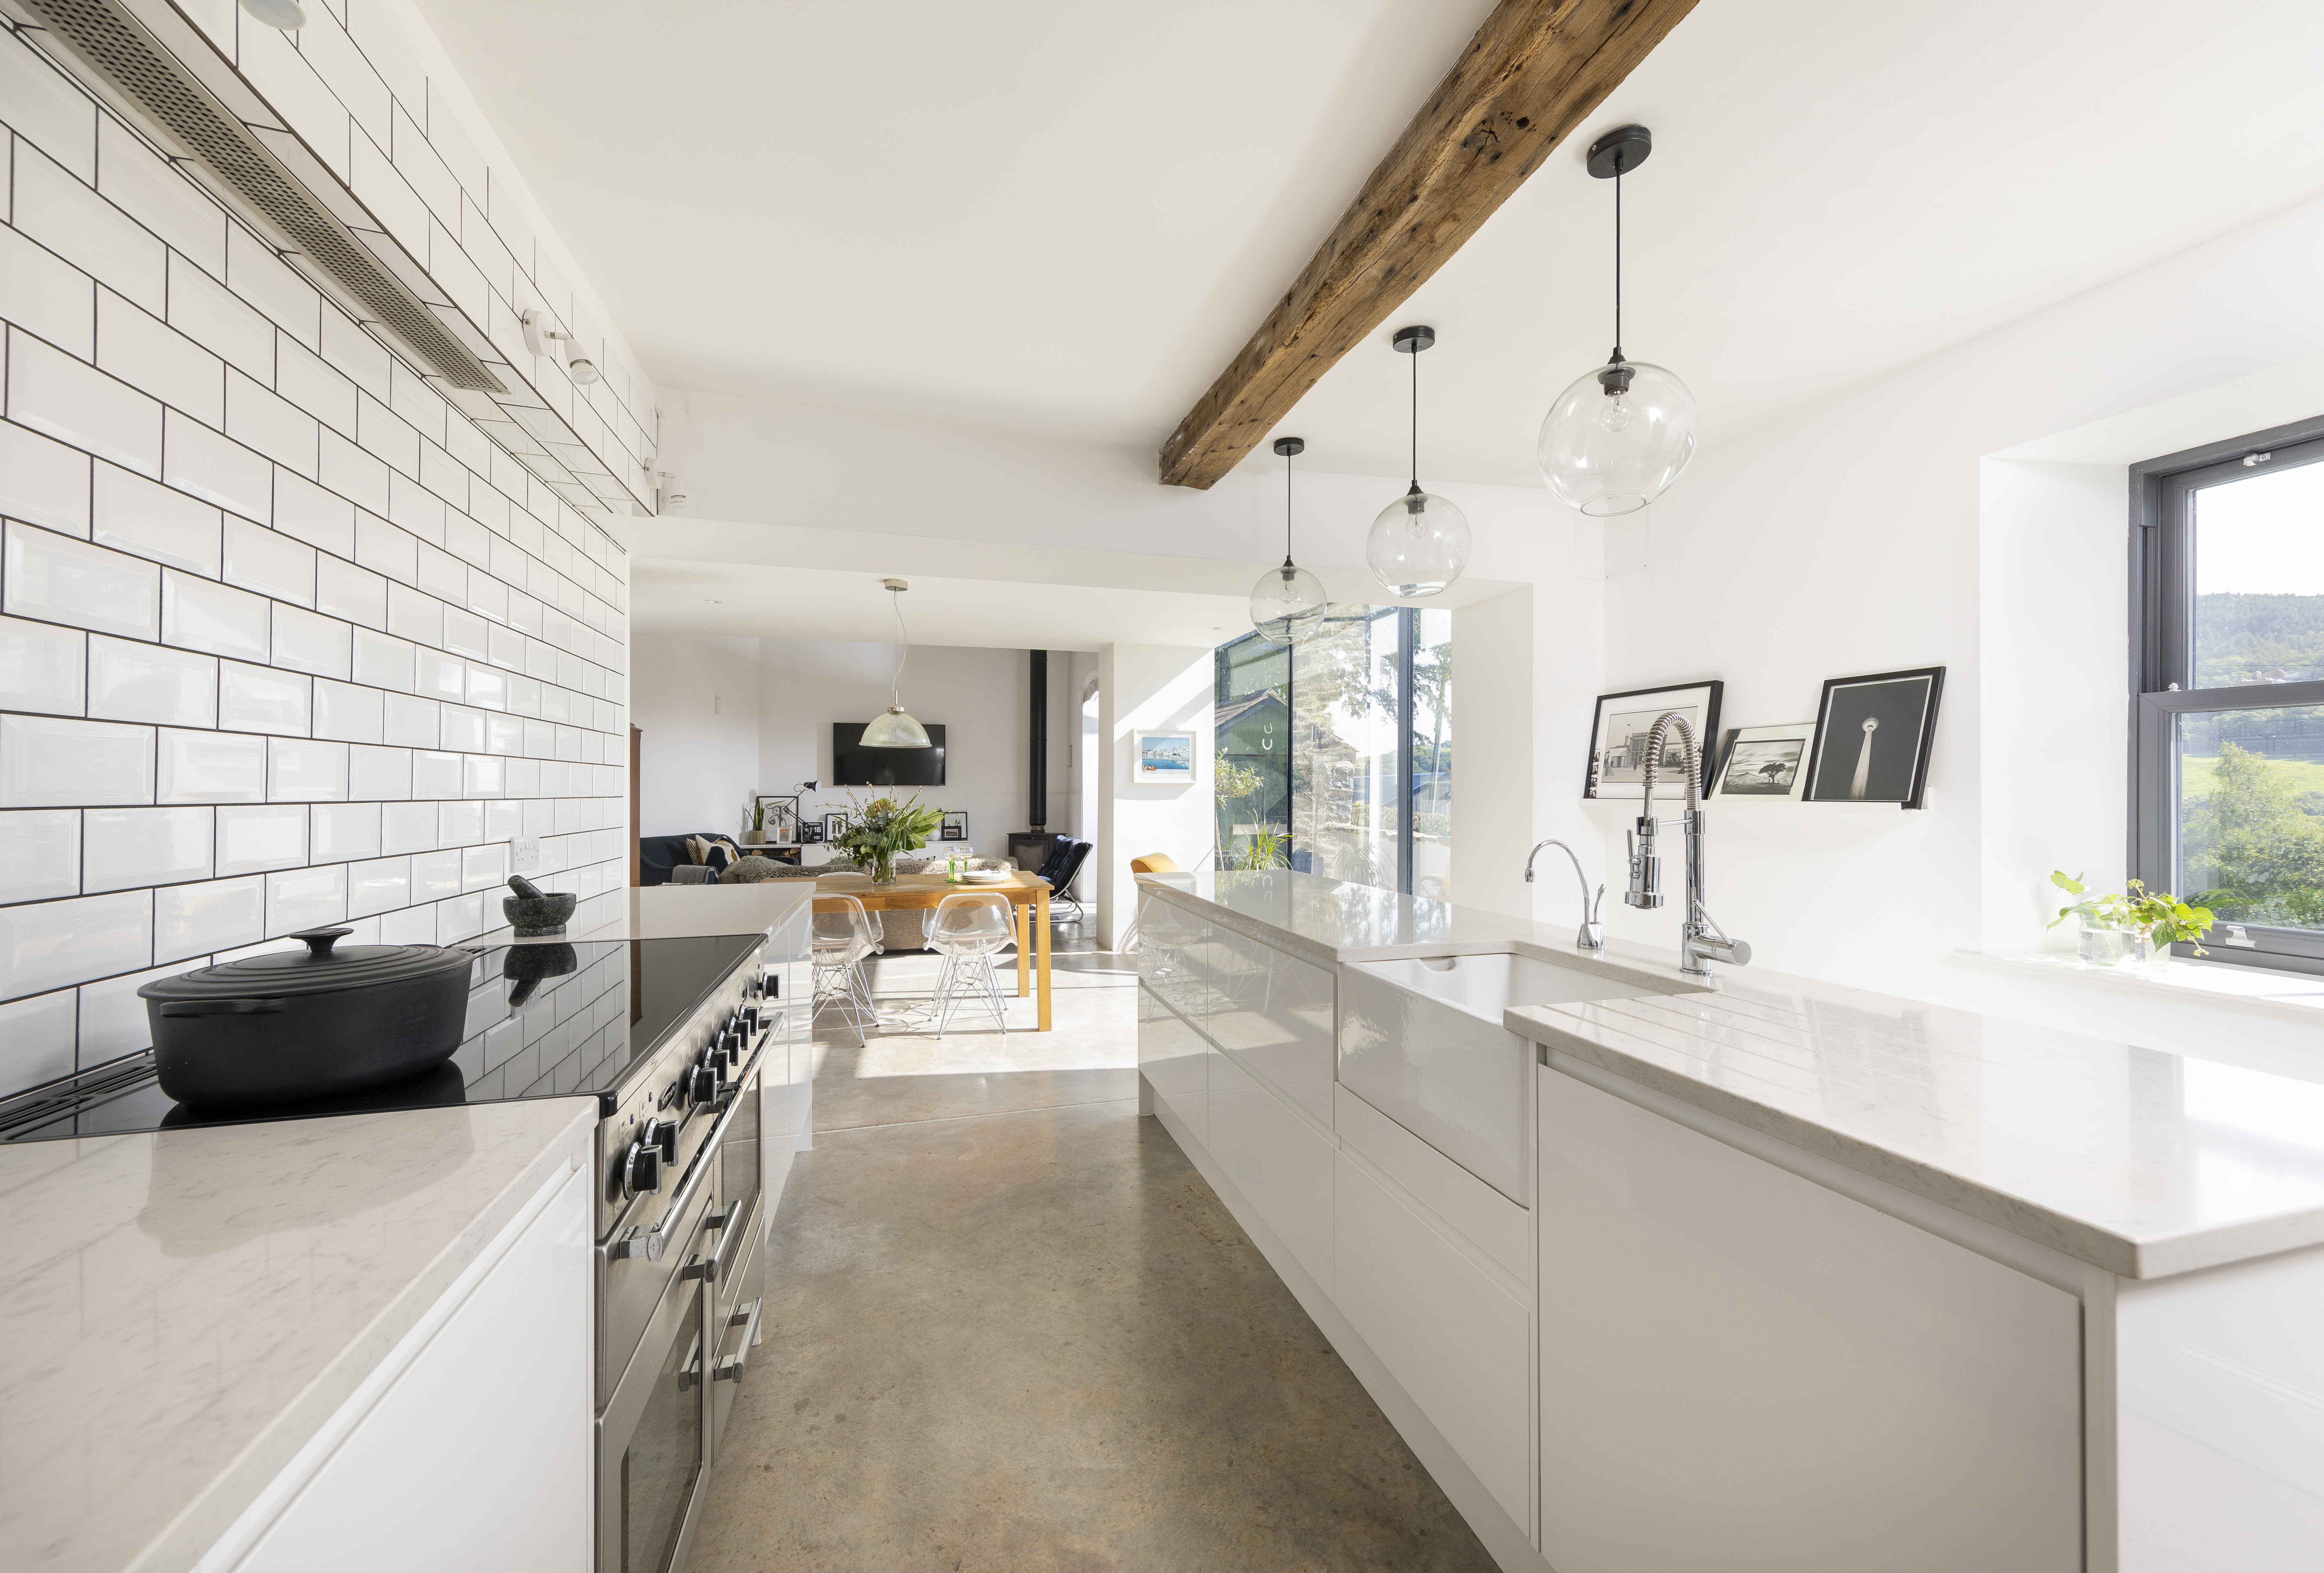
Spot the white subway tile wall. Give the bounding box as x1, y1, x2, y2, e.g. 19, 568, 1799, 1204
0, 19, 635, 1095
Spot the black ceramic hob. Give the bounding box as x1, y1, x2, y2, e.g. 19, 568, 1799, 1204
0, 935, 761, 1144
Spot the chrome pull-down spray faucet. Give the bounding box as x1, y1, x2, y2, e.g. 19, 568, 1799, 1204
1626, 712, 1752, 978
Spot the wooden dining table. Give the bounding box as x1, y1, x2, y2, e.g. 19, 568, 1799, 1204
811, 869, 1054, 1030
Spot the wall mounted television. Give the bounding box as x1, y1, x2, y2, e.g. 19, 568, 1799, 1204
832, 722, 947, 787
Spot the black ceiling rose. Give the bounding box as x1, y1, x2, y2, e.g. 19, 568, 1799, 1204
1586, 124, 1653, 179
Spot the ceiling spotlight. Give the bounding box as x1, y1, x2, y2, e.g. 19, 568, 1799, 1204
239, 0, 308, 29
519, 309, 598, 384
704, 598, 722, 605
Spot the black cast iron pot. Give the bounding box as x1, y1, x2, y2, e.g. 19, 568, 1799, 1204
139, 927, 478, 1106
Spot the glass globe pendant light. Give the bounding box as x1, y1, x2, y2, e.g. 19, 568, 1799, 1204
1250, 437, 1327, 646
1538, 125, 1697, 517
1367, 326, 1471, 596
860, 578, 932, 747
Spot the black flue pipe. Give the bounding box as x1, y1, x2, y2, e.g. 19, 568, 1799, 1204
1028, 650, 1048, 832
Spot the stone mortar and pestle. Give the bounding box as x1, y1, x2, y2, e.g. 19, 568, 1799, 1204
503, 874, 578, 937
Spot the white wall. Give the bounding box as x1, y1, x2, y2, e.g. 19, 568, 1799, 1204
751, 639, 1069, 864
0, 14, 633, 1098
630, 634, 759, 837
1594, 190, 2324, 1074
1098, 644, 1215, 949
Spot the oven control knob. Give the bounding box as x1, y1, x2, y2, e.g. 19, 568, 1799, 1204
740, 1005, 760, 1034
621, 1137, 663, 1198
648, 1117, 679, 1165
691, 1061, 719, 1104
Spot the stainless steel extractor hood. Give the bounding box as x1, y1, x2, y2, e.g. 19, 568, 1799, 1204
11, 0, 656, 517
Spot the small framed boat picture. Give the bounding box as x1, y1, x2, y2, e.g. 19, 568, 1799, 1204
1707, 723, 1816, 802
1583, 680, 1723, 799
1803, 667, 1945, 808
1133, 729, 1197, 783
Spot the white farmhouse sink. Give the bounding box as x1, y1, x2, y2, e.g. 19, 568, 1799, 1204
1360, 952, 1652, 1015
1339, 952, 1664, 1202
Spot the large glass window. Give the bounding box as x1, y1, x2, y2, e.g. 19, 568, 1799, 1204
2136, 427, 2324, 969
1215, 607, 1451, 896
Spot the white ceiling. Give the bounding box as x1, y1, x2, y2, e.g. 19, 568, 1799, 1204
618, 518, 1523, 649
422, 0, 2324, 492
413, 0, 1496, 446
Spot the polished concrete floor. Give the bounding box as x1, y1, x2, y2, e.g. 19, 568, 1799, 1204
689, 929, 1498, 1572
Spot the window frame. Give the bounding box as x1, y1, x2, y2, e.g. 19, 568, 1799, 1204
2130, 413, 2324, 974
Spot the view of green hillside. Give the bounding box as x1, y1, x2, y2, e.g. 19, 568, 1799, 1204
2194, 593, 2324, 686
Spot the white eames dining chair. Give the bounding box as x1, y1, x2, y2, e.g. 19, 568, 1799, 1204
810, 894, 882, 1044
925, 891, 1016, 1039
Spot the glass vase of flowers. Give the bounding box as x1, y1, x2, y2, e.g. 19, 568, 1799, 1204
834, 792, 945, 884
2048, 871, 2214, 974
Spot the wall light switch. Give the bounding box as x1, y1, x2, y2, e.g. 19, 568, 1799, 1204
511, 836, 541, 872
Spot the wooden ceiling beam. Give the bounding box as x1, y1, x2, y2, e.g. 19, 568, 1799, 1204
1158, 0, 1699, 489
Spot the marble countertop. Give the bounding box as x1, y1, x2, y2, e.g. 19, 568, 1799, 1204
0, 1098, 595, 1573
1137, 870, 1701, 991
492, 880, 814, 947
1146, 871, 2324, 1281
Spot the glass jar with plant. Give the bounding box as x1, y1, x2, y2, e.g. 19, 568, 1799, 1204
2048, 871, 2215, 972
834, 792, 945, 884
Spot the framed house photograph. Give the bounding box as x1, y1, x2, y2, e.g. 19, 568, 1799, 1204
1708, 723, 1816, 801
1133, 729, 1197, 783
1584, 681, 1724, 798
939, 811, 969, 841
1803, 667, 1945, 808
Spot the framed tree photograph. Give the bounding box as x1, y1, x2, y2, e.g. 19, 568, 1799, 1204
1584, 681, 1724, 798
1803, 667, 1945, 808
1708, 723, 1816, 801
939, 811, 969, 841
821, 811, 849, 842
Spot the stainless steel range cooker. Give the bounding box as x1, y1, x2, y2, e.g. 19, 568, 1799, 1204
0, 920, 809, 1573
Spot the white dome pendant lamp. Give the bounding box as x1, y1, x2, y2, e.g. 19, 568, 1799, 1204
1250, 437, 1328, 646
1367, 326, 1471, 596
1538, 125, 1697, 516
860, 578, 933, 747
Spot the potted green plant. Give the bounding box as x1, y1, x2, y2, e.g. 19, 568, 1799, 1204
2048, 871, 2214, 972
833, 792, 946, 884
742, 793, 767, 846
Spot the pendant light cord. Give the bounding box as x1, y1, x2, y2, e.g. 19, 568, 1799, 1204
1284, 447, 1295, 566
890, 588, 907, 704
1611, 160, 1624, 364
1410, 346, 1420, 489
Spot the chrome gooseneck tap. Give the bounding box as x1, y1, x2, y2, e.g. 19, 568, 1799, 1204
1626, 712, 1752, 978
1525, 839, 1605, 951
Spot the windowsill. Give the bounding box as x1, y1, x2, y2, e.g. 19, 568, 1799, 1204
1955, 948, 2324, 1021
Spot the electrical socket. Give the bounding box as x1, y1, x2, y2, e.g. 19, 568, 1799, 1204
511, 836, 541, 872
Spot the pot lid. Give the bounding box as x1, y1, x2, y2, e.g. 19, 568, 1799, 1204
138, 928, 478, 1001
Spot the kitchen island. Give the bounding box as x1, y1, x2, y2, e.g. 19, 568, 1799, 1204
1137, 870, 2324, 1573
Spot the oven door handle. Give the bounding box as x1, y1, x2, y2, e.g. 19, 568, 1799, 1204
622, 1058, 755, 1263
714, 1298, 765, 1382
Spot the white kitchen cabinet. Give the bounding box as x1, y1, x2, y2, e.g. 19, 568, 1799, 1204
1205, 1042, 1334, 1291
1206, 920, 1336, 1124
1537, 1068, 2081, 1573
1334, 1147, 1531, 1534
1138, 984, 1208, 1146
228, 1163, 593, 1572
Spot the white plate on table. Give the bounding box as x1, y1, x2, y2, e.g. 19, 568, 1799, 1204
959, 869, 1010, 884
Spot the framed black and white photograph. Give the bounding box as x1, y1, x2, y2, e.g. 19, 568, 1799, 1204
1584, 681, 1724, 798
939, 810, 969, 841
1708, 723, 1816, 801
798, 821, 825, 844
1803, 667, 1945, 808
821, 811, 849, 842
